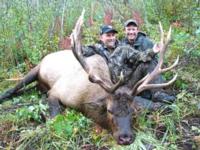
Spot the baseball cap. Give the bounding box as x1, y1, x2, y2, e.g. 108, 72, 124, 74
124, 19, 138, 27
100, 25, 118, 35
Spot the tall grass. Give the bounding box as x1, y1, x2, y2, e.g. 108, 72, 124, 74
0, 0, 199, 69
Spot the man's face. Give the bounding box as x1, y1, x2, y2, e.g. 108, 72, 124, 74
125, 25, 138, 42
100, 32, 116, 49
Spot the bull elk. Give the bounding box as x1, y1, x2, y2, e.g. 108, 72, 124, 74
0, 11, 178, 145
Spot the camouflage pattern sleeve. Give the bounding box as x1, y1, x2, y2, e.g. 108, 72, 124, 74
82, 45, 96, 57
108, 46, 157, 83
128, 48, 156, 63
109, 46, 132, 82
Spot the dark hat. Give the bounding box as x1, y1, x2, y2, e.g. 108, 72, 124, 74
124, 19, 138, 27
100, 25, 118, 35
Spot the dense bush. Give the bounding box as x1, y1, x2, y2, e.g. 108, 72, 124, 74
1, 0, 199, 70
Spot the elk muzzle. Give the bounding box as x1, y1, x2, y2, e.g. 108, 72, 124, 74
112, 115, 135, 145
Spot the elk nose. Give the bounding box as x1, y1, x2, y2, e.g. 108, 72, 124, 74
118, 134, 133, 145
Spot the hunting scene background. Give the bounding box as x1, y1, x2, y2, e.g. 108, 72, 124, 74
0, 0, 200, 149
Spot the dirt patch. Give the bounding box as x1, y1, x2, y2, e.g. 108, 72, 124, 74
0, 121, 20, 149
154, 116, 200, 150
178, 117, 200, 150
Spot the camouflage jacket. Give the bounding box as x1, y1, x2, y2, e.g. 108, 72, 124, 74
108, 45, 156, 83
82, 41, 119, 62
82, 40, 157, 83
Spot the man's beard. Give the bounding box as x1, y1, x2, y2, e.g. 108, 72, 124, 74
106, 41, 116, 49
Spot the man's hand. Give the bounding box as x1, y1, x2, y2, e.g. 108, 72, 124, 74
153, 43, 163, 53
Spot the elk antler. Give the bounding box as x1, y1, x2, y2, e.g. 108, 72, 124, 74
71, 10, 124, 93
131, 22, 179, 96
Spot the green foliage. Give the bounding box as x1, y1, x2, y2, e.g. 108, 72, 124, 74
0, 0, 101, 68
14, 111, 94, 150
83, 22, 101, 45
174, 78, 189, 90
144, 0, 199, 26
50, 110, 91, 138
112, 132, 165, 150
174, 63, 200, 91
16, 99, 48, 123
0, 0, 199, 69
0, 0, 59, 67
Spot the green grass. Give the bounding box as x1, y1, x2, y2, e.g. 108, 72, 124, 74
1, 88, 199, 149
0, 63, 200, 149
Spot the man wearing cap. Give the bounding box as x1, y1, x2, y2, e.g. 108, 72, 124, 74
121, 19, 154, 52
119, 19, 175, 103
82, 25, 119, 63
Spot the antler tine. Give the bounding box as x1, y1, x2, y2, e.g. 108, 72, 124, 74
159, 22, 164, 46
165, 26, 172, 49
71, 10, 124, 93
89, 71, 124, 93
131, 74, 149, 96
71, 9, 89, 73
161, 55, 179, 73
109, 71, 124, 93
163, 25, 172, 54
71, 9, 85, 45
131, 23, 178, 96
158, 23, 172, 68
135, 74, 178, 95
159, 22, 172, 49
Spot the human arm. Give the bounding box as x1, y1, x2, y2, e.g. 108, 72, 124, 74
82, 45, 96, 57
127, 47, 158, 63
108, 45, 160, 83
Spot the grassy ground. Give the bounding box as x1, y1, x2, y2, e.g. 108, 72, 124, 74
0, 58, 200, 150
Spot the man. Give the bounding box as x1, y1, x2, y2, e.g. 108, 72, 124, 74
119, 19, 175, 103
120, 19, 154, 52
82, 25, 119, 62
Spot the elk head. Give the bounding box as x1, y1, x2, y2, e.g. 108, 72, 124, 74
71, 10, 178, 145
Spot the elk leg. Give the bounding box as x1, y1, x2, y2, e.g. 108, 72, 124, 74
0, 65, 39, 102
47, 95, 61, 118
